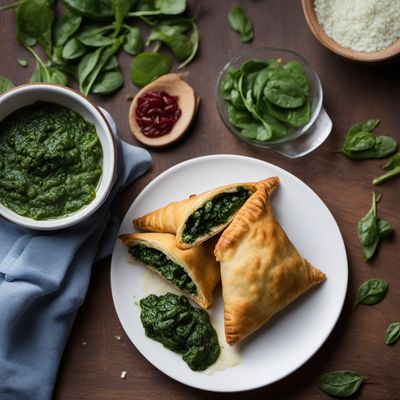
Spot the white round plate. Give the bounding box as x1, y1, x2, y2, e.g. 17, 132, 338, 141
110, 154, 348, 392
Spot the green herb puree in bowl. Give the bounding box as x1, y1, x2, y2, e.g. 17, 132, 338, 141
140, 293, 220, 371
0, 102, 102, 220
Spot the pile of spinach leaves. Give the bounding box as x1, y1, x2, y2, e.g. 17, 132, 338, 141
221, 58, 312, 142
1, 0, 199, 95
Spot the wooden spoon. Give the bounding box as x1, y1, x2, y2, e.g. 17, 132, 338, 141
128, 74, 198, 147
301, 0, 400, 62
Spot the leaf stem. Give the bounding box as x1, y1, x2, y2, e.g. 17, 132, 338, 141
24, 45, 51, 82
373, 165, 400, 186
178, 20, 199, 69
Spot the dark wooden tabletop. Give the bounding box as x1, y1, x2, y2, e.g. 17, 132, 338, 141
1, 1, 400, 399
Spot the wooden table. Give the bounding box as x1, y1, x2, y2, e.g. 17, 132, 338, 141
1, 1, 399, 398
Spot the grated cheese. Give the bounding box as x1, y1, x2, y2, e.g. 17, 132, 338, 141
314, 0, 400, 53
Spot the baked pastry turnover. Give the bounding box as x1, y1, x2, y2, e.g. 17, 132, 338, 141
214, 184, 326, 345
133, 177, 279, 250
119, 232, 220, 309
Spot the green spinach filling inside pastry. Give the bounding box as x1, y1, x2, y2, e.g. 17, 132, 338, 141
130, 244, 198, 295
182, 186, 250, 244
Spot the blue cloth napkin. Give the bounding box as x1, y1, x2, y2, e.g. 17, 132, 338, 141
0, 109, 152, 400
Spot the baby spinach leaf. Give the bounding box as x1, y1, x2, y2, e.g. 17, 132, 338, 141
112, 0, 131, 35
64, 0, 116, 19
17, 58, 28, 67
62, 37, 87, 60
103, 55, 119, 71
123, 26, 142, 55
16, 0, 54, 54
78, 48, 103, 91
338, 120, 397, 159
77, 25, 116, 47
318, 370, 365, 398
228, 5, 253, 43
0, 76, 15, 94
54, 9, 82, 46
385, 322, 400, 345
373, 152, 400, 185
80, 35, 124, 95
355, 278, 388, 307
357, 192, 392, 261
130, 51, 172, 87
129, 0, 186, 16
264, 79, 305, 109
92, 70, 124, 94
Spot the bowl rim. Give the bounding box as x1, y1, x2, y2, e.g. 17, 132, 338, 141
0, 83, 117, 230
301, 0, 400, 62
216, 46, 323, 148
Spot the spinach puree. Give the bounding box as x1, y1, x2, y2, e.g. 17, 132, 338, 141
130, 244, 198, 296
0, 102, 102, 219
182, 186, 250, 243
140, 293, 220, 371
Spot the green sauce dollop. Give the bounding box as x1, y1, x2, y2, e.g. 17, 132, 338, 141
140, 293, 220, 371
182, 186, 250, 244
0, 102, 102, 219
130, 244, 198, 296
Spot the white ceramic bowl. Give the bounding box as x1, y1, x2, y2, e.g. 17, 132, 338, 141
0, 83, 117, 230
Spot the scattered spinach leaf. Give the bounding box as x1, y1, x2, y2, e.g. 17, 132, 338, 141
385, 322, 400, 345
16, 0, 54, 53
130, 51, 172, 87
337, 120, 397, 159
357, 193, 392, 261
318, 370, 365, 398
92, 70, 124, 94
373, 152, 400, 185
228, 5, 253, 43
355, 278, 388, 308
129, 0, 186, 17
123, 25, 142, 55
112, 0, 131, 36
17, 57, 28, 67
62, 37, 87, 60
54, 9, 82, 46
0, 76, 15, 94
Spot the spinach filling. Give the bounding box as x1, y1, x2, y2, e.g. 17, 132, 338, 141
182, 186, 250, 244
140, 293, 220, 371
130, 244, 198, 296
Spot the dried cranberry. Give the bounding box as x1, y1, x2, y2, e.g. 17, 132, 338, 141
135, 90, 181, 138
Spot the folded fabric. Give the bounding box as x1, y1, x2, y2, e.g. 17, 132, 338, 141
0, 109, 152, 400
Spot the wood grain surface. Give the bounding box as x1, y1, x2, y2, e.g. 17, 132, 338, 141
1, 1, 399, 399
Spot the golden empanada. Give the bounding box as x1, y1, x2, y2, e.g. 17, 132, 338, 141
119, 232, 220, 309
133, 177, 279, 250
214, 185, 326, 345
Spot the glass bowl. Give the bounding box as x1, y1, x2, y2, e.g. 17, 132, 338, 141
216, 47, 327, 156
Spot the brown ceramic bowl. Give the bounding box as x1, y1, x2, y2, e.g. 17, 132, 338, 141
302, 0, 400, 62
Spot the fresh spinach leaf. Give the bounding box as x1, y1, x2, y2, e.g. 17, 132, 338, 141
318, 370, 365, 398
77, 25, 116, 47
357, 192, 392, 261
16, 0, 54, 54
112, 0, 131, 35
62, 37, 87, 60
338, 120, 397, 159
92, 70, 124, 94
54, 9, 82, 46
130, 51, 172, 87
123, 26, 142, 55
228, 5, 253, 43
264, 79, 305, 109
373, 152, 400, 185
385, 322, 400, 345
64, 0, 117, 19
80, 35, 124, 95
129, 0, 186, 16
0, 76, 15, 94
355, 278, 388, 307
